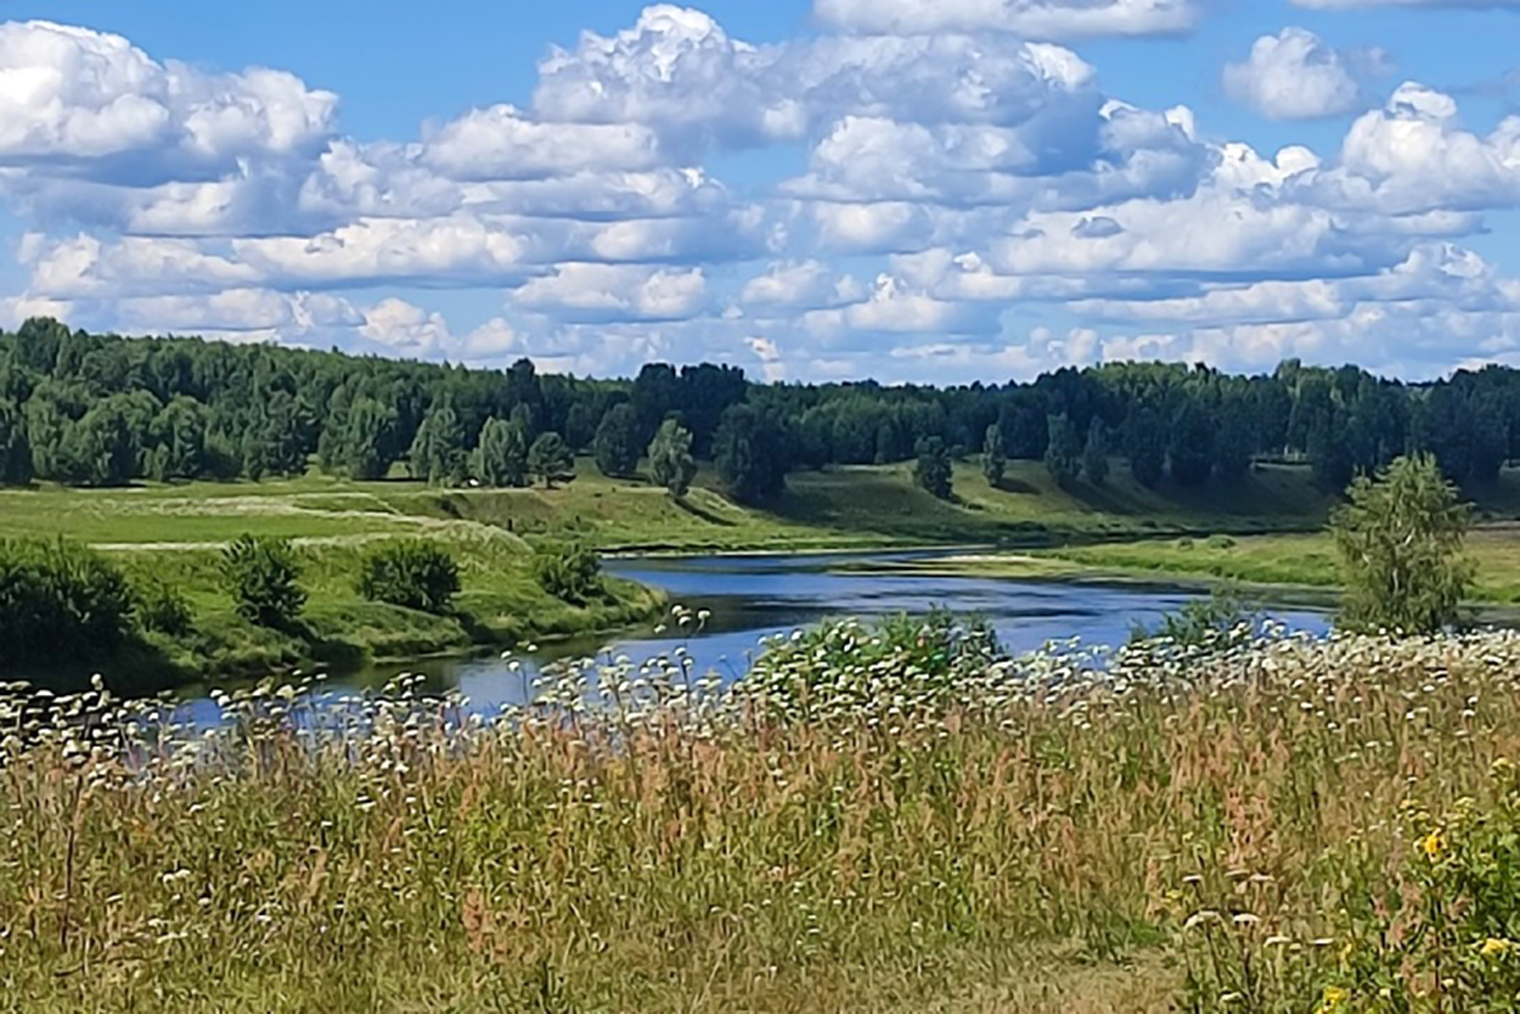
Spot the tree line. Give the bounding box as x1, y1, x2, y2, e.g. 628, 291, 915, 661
2, 317, 1518, 504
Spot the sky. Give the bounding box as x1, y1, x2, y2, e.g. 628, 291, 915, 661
0, 1, 1518, 383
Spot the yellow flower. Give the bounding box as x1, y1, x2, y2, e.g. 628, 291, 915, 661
1422, 830, 1445, 859
1315, 986, 1350, 1014
1481, 937, 1516, 958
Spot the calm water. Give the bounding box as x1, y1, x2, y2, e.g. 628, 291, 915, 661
168, 551, 1331, 725
270, 553, 1329, 704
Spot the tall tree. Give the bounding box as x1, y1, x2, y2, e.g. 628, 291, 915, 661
915, 436, 953, 500
0, 400, 32, 486
593, 403, 641, 478
149, 396, 208, 482
982, 423, 1006, 488
1124, 405, 1167, 488
631, 363, 682, 445
1044, 414, 1081, 487
648, 419, 697, 498
528, 431, 574, 488
341, 397, 398, 481
409, 399, 467, 486
1082, 417, 1109, 486
471, 417, 528, 488
1168, 396, 1215, 486
714, 404, 786, 505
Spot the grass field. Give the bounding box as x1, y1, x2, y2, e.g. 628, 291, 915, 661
906, 525, 1520, 608
0, 455, 1364, 556
7, 623, 1520, 1011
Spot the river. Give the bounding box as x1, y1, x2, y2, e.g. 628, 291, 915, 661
177, 550, 1332, 722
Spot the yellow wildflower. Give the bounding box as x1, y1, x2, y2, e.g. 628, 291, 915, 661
1315, 986, 1350, 1014
1422, 829, 1445, 859
1481, 937, 1516, 958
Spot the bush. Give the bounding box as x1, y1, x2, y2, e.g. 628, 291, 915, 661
532, 542, 603, 605
1205, 534, 1236, 550
0, 537, 138, 667
220, 535, 305, 628
357, 540, 461, 614
135, 577, 193, 636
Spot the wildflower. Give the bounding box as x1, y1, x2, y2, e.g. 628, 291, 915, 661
1481, 937, 1517, 958
1421, 829, 1445, 859
1315, 986, 1349, 1013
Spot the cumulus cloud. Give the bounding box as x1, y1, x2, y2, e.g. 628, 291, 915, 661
1223, 28, 1361, 120
4, 6, 1520, 381
812, 0, 1199, 39
0, 21, 335, 177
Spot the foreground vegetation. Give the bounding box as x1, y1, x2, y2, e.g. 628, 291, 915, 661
5, 615, 1520, 1012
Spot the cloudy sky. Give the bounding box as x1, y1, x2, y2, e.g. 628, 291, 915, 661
0, 0, 1517, 382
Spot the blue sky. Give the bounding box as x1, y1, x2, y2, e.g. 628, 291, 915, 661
0, 0, 1518, 382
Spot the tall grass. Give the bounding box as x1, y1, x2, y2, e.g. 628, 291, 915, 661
4, 617, 1519, 1011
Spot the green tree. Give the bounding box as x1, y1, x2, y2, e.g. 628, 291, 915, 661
409, 399, 467, 486
648, 418, 697, 498
1331, 453, 1476, 636
342, 397, 398, 481
915, 436, 953, 500
148, 396, 208, 482
1082, 417, 1109, 486
593, 403, 641, 478
358, 540, 461, 614
471, 417, 528, 488
982, 423, 1006, 488
1124, 405, 1167, 488
1168, 396, 1215, 486
0, 400, 33, 486
714, 404, 786, 505
220, 535, 306, 628
1044, 413, 1081, 486
528, 431, 574, 488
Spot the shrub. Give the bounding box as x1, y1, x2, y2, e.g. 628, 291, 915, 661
220, 535, 305, 628
1205, 534, 1236, 550
135, 577, 193, 636
0, 537, 138, 666
357, 540, 461, 614
532, 542, 602, 605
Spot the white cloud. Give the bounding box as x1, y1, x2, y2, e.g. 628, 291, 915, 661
0, 21, 335, 175
5, 7, 1520, 381
510, 263, 708, 322
1223, 28, 1361, 120
420, 104, 663, 180
812, 0, 1199, 38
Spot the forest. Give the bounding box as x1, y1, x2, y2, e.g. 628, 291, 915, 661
0, 315, 1516, 501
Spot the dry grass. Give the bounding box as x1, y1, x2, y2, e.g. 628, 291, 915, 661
3, 619, 1517, 1012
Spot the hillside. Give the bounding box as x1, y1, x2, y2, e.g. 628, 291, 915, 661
0, 455, 1353, 560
